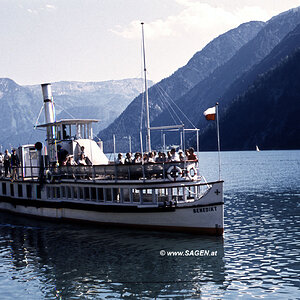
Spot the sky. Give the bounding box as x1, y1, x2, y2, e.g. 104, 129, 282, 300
1, 0, 300, 86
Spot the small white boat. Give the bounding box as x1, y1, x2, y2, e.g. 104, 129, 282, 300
256, 145, 260, 152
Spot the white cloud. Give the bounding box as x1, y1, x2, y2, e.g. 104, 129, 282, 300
109, 0, 284, 82
27, 8, 38, 14
174, 0, 194, 8
236, 6, 273, 21
24, 4, 56, 14
45, 4, 56, 10
110, 1, 272, 40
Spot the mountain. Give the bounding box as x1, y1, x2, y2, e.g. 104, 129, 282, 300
214, 22, 300, 116
0, 78, 151, 150
26, 79, 152, 133
200, 48, 300, 150
0, 78, 42, 151
151, 7, 300, 140
98, 21, 265, 151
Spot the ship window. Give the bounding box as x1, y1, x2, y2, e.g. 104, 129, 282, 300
30, 150, 37, 160
142, 189, 152, 202
152, 189, 158, 203
97, 188, 104, 201
26, 185, 32, 199
18, 185, 23, 197
112, 188, 120, 202
91, 187, 96, 201
56, 126, 62, 140
46, 187, 51, 198
62, 124, 70, 140
123, 188, 130, 202
158, 188, 166, 196
79, 187, 84, 199
73, 187, 78, 199
172, 188, 177, 196
51, 187, 54, 198
10, 184, 14, 197
36, 185, 41, 199
157, 188, 168, 202
187, 186, 195, 199
132, 189, 140, 202
67, 186, 72, 198
106, 188, 112, 202
119, 188, 124, 203
172, 187, 183, 201
2, 183, 6, 195
61, 186, 66, 198
56, 187, 60, 199
142, 189, 153, 195
197, 185, 202, 196
84, 187, 90, 200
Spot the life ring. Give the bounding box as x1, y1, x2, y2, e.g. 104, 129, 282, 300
187, 165, 197, 180
45, 170, 54, 183
167, 166, 183, 181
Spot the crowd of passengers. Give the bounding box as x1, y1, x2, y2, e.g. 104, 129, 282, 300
58, 145, 90, 167
0, 146, 198, 176
116, 147, 198, 164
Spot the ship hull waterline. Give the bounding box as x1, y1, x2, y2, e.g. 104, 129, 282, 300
0, 180, 224, 236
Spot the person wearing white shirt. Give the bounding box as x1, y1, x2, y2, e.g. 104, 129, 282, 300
117, 153, 125, 164
170, 148, 179, 162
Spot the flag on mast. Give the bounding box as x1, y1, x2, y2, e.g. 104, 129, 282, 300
203, 106, 216, 120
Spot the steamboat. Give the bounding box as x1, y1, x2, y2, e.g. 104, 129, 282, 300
0, 25, 224, 235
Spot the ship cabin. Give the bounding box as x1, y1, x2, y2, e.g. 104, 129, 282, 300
36, 119, 109, 166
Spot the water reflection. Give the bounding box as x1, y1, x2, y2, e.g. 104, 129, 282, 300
0, 213, 225, 299
0, 150, 298, 299
223, 191, 299, 299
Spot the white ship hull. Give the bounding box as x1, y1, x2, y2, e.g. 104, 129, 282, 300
0, 179, 224, 235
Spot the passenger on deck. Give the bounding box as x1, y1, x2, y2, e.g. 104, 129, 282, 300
187, 147, 198, 162
77, 153, 87, 165
125, 152, 133, 165
179, 150, 185, 162
66, 155, 77, 166
167, 151, 172, 161
4, 149, 11, 177
11, 149, 20, 181
57, 145, 68, 166
78, 146, 91, 165
185, 149, 190, 158
117, 153, 125, 164
156, 152, 167, 163
0, 152, 3, 176
125, 152, 133, 164
152, 151, 157, 160
169, 148, 180, 162
133, 152, 142, 164
155, 152, 161, 162
80, 146, 85, 158
162, 152, 167, 162
62, 157, 68, 166
148, 152, 155, 163
62, 125, 69, 139
143, 153, 149, 163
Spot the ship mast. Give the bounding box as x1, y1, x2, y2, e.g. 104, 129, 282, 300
141, 22, 151, 153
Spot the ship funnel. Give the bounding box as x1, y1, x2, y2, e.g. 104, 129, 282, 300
41, 83, 55, 124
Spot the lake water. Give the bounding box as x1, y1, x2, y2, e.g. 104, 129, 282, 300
0, 150, 299, 299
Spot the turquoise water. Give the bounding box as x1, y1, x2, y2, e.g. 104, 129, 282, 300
0, 150, 299, 299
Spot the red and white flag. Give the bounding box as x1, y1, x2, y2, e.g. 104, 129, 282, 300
203, 106, 216, 121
